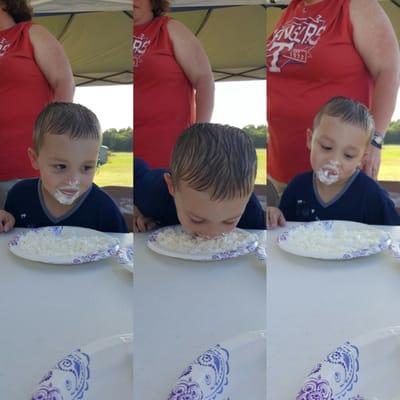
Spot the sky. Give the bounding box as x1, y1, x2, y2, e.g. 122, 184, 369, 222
75, 81, 400, 131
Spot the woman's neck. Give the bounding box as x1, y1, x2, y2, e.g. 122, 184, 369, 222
0, 9, 16, 30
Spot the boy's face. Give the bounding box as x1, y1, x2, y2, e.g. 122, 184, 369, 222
307, 115, 369, 186
164, 174, 250, 238
28, 133, 100, 206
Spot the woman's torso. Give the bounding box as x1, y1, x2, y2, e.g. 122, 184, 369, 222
266, 0, 373, 183
0, 21, 53, 180
134, 16, 195, 168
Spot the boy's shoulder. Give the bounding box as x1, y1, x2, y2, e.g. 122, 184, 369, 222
7, 178, 39, 200
87, 184, 122, 209
352, 170, 386, 195
285, 171, 313, 191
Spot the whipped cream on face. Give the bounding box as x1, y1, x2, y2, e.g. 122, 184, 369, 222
316, 160, 341, 185
53, 178, 81, 205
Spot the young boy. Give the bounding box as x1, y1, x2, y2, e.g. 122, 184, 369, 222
267, 96, 400, 228
0, 102, 128, 233
134, 123, 266, 237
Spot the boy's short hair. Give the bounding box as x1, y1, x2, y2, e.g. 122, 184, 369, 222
33, 102, 101, 152
313, 96, 375, 144
170, 123, 257, 200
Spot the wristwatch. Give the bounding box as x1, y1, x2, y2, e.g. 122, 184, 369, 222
371, 132, 384, 149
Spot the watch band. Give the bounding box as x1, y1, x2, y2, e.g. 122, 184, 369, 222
371, 131, 384, 149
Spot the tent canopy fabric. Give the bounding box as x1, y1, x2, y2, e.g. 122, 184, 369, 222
28, 1, 399, 85
31, 1, 132, 13
31, 1, 132, 86
169, 5, 266, 81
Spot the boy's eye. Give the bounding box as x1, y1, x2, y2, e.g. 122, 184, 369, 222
223, 218, 239, 225
83, 165, 95, 171
53, 164, 66, 170
190, 218, 205, 224
344, 154, 355, 159
320, 144, 332, 150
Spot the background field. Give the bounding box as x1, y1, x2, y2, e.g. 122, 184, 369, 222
378, 145, 400, 181
94, 152, 133, 187
94, 146, 398, 188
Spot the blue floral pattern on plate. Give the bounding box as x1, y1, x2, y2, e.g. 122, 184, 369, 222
278, 220, 391, 260
297, 342, 360, 400
32, 350, 90, 400
148, 225, 260, 262
116, 245, 134, 272
31, 334, 132, 400
8, 226, 120, 265
167, 345, 229, 400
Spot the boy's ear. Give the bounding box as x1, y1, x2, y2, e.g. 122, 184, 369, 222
27, 148, 39, 170
163, 173, 175, 197
306, 128, 313, 150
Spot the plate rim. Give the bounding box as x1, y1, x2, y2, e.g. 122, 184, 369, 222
167, 330, 266, 399
147, 225, 259, 261
8, 226, 120, 265
296, 325, 400, 399
277, 220, 391, 260
31, 333, 132, 400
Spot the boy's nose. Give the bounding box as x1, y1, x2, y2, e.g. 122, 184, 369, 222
67, 176, 80, 186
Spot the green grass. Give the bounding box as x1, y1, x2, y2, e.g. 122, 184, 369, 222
379, 145, 400, 181
93, 146, 398, 188
256, 149, 266, 185
94, 152, 133, 187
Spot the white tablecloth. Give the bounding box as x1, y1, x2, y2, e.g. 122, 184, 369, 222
267, 223, 400, 399
133, 230, 266, 400
0, 229, 132, 398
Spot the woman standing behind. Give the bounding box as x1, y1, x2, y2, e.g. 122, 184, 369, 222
267, 0, 400, 195
0, 0, 74, 206
134, 0, 214, 168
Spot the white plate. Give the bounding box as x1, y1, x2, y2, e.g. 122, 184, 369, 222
296, 326, 400, 400
31, 333, 132, 400
8, 226, 120, 265
117, 245, 133, 272
167, 330, 266, 399
147, 225, 259, 261
277, 220, 391, 260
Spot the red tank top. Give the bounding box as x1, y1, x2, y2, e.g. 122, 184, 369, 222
266, 0, 373, 184
0, 21, 53, 180
134, 16, 195, 168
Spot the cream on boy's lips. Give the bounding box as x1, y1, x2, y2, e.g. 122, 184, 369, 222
53, 185, 81, 205
316, 160, 340, 185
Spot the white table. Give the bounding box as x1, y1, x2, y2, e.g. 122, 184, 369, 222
133, 230, 266, 400
0, 229, 133, 399
267, 223, 400, 399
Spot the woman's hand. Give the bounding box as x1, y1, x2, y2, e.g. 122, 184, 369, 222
0, 210, 15, 233
30, 24, 75, 102
361, 144, 381, 180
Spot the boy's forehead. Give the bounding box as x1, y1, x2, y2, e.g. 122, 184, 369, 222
41, 132, 100, 145
38, 132, 101, 155
316, 115, 368, 136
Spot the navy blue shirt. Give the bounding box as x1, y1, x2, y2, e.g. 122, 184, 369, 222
279, 170, 400, 225
134, 158, 266, 229
5, 179, 128, 233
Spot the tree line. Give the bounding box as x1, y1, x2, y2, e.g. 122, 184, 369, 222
244, 123, 400, 146
101, 122, 400, 152
102, 128, 132, 151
